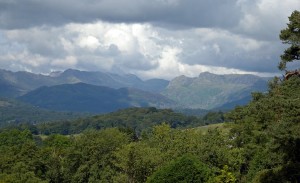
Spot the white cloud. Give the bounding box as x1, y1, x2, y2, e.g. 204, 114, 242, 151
78, 35, 100, 51
51, 56, 78, 68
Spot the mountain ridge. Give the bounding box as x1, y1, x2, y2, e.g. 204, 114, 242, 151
161, 72, 270, 109
18, 82, 177, 113
0, 69, 169, 97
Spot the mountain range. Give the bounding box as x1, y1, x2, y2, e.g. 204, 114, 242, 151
0, 69, 271, 115
0, 69, 169, 97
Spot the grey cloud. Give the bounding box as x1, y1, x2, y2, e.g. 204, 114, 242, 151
165, 26, 285, 73
180, 41, 283, 73
0, 0, 242, 30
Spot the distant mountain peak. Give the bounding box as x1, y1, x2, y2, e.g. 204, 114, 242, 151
198, 72, 221, 80
199, 71, 216, 76
61, 68, 82, 75
49, 71, 63, 77
64, 68, 80, 72
162, 72, 269, 110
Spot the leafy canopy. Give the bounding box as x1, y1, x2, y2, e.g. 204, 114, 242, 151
279, 10, 300, 70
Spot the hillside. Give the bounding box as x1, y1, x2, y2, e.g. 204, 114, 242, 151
26, 107, 207, 135
18, 83, 177, 113
0, 81, 22, 98
0, 98, 84, 127
162, 72, 269, 109
0, 70, 55, 97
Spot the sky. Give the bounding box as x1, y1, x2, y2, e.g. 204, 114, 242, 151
0, 0, 299, 79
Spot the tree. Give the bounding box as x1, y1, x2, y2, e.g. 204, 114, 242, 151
278, 10, 300, 75
113, 142, 163, 183
147, 154, 212, 183
68, 128, 130, 182
212, 165, 237, 183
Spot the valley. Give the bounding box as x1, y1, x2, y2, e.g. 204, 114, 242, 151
0, 8, 299, 182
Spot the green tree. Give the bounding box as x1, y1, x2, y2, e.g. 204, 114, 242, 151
68, 128, 130, 182
0, 130, 46, 182
113, 142, 163, 183
226, 76, 300, 182
212, 165, 237, 183
147, 154, 212, 183
41, 134, 73, 182
279, 10, 300, 71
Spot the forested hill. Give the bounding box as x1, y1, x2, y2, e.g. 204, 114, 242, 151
11, 107, 224, 135
0, 98, 85, 127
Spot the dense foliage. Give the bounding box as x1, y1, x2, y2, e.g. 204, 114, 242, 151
6, 107, 223, 135
226, 76, 300, 182
0, 123, 233, 182
147, 154, 212, 183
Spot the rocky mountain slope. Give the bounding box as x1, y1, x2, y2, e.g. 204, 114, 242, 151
161, 72, 269, 109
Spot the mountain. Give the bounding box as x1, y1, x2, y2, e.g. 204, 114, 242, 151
0, 81, 22, 98
161, 72, 270, 110
0, 69, 169, 98
18, 83, 176, 113
0, 98, 84, 127
0, 69, 55, 97
58, 69, 169, 93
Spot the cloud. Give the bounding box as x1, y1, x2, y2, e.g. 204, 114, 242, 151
0, 22, 163, 74
78, 36, 100, 51
0, 0, 241, 29
0, 0, 299, 79
175, 28, 282, 72
51, 56, 77, 68
235, 0, 299, 40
